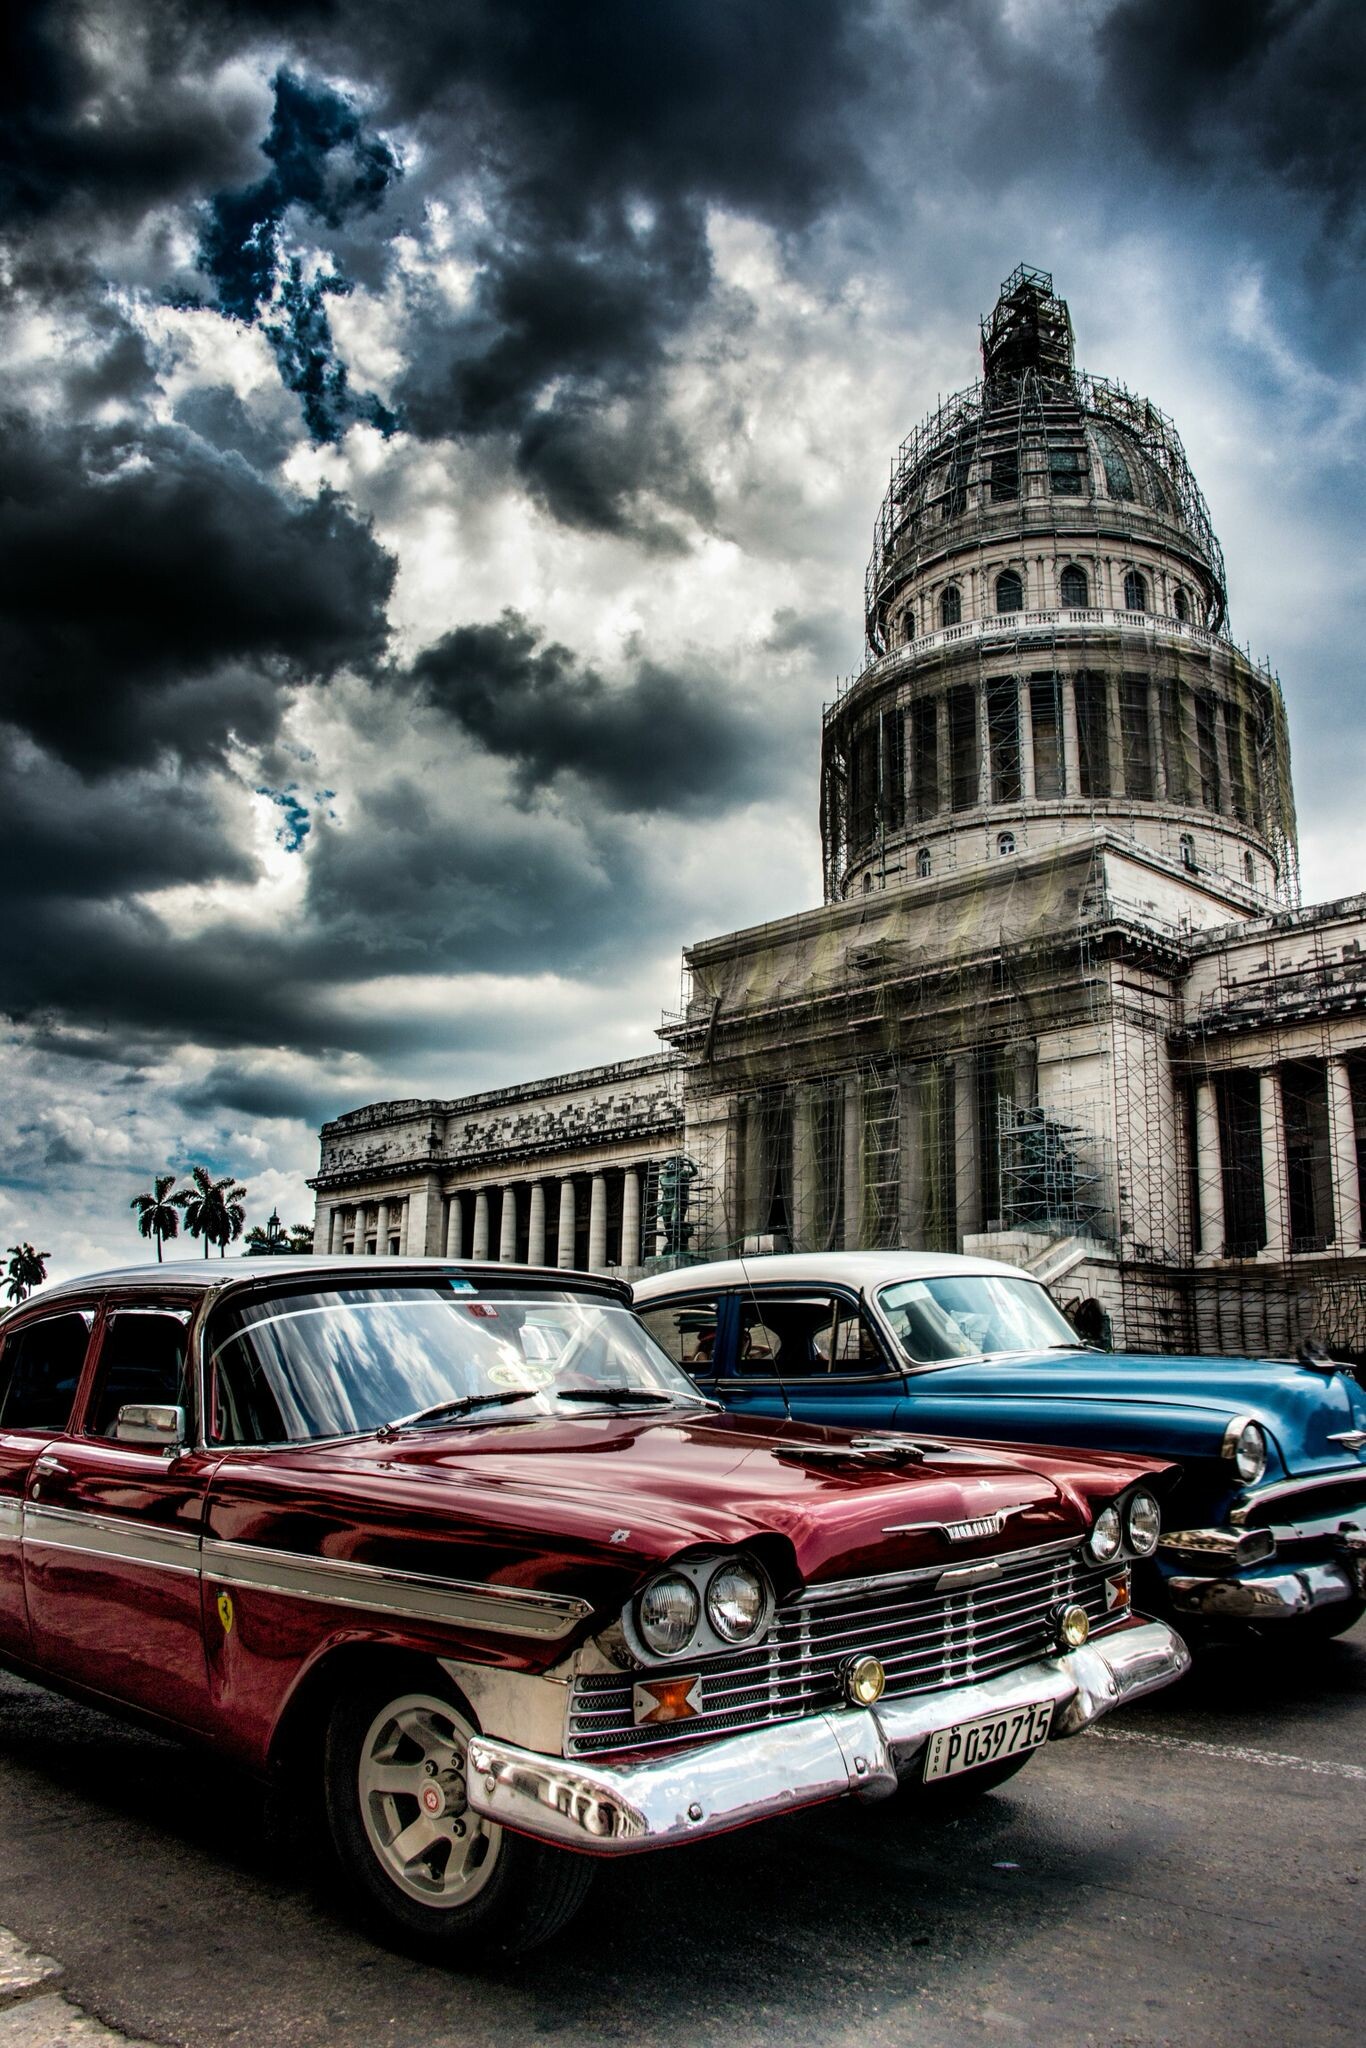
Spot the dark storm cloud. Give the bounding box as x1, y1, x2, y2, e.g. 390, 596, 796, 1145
407, 612, 779, 814
0, 0, 262, 227
1096, 0, 1366, 237
177, 1063, 343, 1130
0, 411, 394, 775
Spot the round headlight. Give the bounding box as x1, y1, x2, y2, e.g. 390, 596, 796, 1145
1225, 1418, 1268, 1485
705, 1560, 767, 1644
638, 1573, 701, 1656
1124, 1488, 1161, 1556
1087, 1504, 1123, 1564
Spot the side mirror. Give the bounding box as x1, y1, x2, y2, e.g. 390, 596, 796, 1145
114, 1402, 187, 1448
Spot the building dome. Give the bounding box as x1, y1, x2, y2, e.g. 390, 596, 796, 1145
822, 265, 1296, 907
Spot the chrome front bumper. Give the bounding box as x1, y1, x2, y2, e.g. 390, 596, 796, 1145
464, 1617, 1189, 1856
1167, 1546, 1366, 1621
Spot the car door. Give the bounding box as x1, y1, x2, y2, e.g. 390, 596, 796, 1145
21, 1303, 217, 1732
726, 1289, 906, 1430
0, 1306, 95, 1663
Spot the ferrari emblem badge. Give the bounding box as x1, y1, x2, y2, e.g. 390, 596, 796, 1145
216, 1590, 234, 1634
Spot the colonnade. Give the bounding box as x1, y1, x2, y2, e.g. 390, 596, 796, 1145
323, 1161, 654, 1274
1193, 1056, 1363, 1260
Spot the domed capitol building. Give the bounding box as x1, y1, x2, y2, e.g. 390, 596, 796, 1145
311, 267, 1366, 1360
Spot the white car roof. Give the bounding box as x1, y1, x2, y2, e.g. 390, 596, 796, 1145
631, 1250, 1035, 1301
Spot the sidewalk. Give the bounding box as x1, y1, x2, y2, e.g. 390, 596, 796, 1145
0, 1929, 156, 2047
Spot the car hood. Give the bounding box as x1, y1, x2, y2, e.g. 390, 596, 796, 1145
903, 1348, 1366, 1479
244, 1407, 1170, 1597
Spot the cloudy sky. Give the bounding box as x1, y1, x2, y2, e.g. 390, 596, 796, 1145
3, 0, 1364, 1279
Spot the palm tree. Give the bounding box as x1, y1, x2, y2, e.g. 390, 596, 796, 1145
5, 1243, 49, 1304
130, 1174, 182, 1262
176, 1167, 249, 1259
287, 1223, 315, 1254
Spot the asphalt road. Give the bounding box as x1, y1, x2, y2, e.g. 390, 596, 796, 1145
1, 1620, 1363, 2048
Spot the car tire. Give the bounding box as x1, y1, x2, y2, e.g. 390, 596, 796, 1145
1267, 1596, 1366, 1645
321, 1667, 594, 1960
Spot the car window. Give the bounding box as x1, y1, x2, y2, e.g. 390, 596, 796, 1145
877, 1274, 1080, 1363
88, 1311, 190, 1438
636, 1299, 721, 1375
734, 1294, 885, 1378
0, 1312, 93, 1432
206, 1282, 708, 1445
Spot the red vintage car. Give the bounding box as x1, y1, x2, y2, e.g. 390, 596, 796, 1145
0, 1259, 1188, 1959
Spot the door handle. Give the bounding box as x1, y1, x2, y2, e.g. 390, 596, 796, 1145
31, 1455, 71, 1495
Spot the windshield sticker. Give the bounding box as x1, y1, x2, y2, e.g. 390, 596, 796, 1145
446, 1279, 476, 1293
488, 1361, 553, 1390
466, 1303, 499, 1319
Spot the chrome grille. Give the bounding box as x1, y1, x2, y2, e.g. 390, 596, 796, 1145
567, 1542, 1125, 1758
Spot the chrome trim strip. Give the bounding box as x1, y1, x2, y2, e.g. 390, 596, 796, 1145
1228, 1467, 1366, 1524
468, 1620, 1190, 1854
0, 1498, 22, 1542
23, 1502, 201, 1577
201, 1538, 592, 1640
801, 1534, 1080, 1605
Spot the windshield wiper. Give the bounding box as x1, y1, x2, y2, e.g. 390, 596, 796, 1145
376, 1390, 535, 1440
555, 1388, 676, 1406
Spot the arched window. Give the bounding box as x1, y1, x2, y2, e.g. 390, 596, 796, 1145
939, 584, 961, 628
995, 569, 1024, 613
1179, 833, 1197, 873
997, 830, 1016, 857
1123, 568, 1148, 612
1244, 851, 1255, 885
916, 846, 932, 878
1060, 564, 1089, 608
862, 872, 874, 895
1172, 583, 1189, 624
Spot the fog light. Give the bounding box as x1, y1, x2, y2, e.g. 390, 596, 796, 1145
1057, 1604, 1091, 1650
844, 1655, 886, 1706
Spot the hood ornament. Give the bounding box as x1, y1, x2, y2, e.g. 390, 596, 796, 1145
884, 1503, 1032, 1542
777, 1434, 950, 1468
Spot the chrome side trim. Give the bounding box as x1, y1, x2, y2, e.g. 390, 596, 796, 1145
801, 1534, 1079, 1606
201, 1538, 592, 1640
1228, 1467, 1366, 1525
0, 1498, 22, 1542
22, 1502, 201, 1577
467, 1619, 1189, 1855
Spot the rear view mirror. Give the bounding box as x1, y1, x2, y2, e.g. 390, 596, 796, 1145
114, 1402, 187, 1448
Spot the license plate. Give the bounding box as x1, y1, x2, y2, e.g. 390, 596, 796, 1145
922, 1700, 1054, 1783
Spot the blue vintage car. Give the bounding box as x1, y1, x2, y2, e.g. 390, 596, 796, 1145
633, 1252, 1366, 1643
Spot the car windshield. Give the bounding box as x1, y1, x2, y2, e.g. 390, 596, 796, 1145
877, 1274, 1082, 1364
205, 1282, 709, 1444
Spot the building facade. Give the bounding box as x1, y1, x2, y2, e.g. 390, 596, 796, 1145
311, 268, 1366, 1360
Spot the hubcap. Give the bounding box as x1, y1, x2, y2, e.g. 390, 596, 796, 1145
357, 1692, 501, 1908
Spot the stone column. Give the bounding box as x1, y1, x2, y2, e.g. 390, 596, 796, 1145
499, 1185, 518, 1262
1328, 1059, 1362, 1249
527, 1182, 547, 1266
841, 1076, 863, 1250
954, 1055, 981, 1244
588, 1174, 608, 1271
445, 1194, 462, 1258
1259, 1068, 1288, 1259
472, 1190, 490, 1261
899, 1069, 924, 1248
791, 1086, 818, 1251
1194, 1079, 1224, 1258
352, 1204, 368, 1254
1107, 675, 1124, 799
328, 1208, 344, 1254
1017, 680, 1035, 803
1148, 682, 1167, 801
557, 1178, 577, 1267
621, 1168, 641, 1271
1061, 676, 1081, 799
374, 1199, 390, 1257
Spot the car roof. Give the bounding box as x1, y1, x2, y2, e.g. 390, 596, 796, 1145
8, 1257, 632, 1315
631, 1250, 1035, 1299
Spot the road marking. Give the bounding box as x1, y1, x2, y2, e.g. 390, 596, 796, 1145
1087, 1727, 1366, 1781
